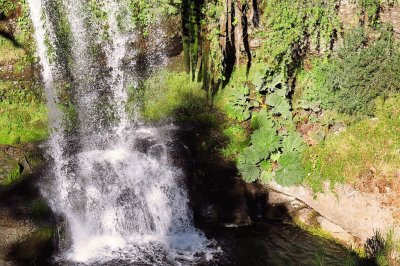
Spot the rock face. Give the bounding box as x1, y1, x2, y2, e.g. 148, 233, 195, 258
0, 144, 56, 265
174, 124, 271, 228
268, 181, 400, 248
0, 144, 43, 190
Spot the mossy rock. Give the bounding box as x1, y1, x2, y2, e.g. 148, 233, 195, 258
0, 151, 23, 188
10, 227, 54, 260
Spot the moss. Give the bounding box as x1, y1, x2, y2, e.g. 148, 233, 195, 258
293, 216, 367, 259
0, 34, 48, 145
0, 162, 23, 187
220, 124, 249, 160
12, 227, 54, 260
0, 101, 48, 145
0, 37, 27, 64
30, 200, 52, 221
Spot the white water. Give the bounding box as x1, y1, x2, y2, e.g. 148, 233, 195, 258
27, 1, 218, 264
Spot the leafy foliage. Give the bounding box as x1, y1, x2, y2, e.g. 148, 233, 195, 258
235, 97, 305, 186
228, 87, 253, 121
282, 132, 306, 153
250, 127, 281, 155
301, 27, 400, 115
266, 92, 291, 119
260, 0, 339, 72
126, 0, 181, 34
275, 152, 304, 186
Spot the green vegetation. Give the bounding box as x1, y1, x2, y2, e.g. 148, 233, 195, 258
0, 100, 48, 144
127, 0, 181, 34
300, 26, 400, 116
131, 0, 400, 191
0, 81, 48, 145
365, 230, 400, 265
0, 30, 48, 145
0, 157, 23, 187
0, 0, 35, 50
131, 70, 207, 122
303, 95, 400, 191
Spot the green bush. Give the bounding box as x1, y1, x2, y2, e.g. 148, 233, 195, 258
301, 27, 400, 116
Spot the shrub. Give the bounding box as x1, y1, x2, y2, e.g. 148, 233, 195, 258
301, 26, 400, 116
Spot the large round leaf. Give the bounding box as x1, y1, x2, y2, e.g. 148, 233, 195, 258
238, 163, 261, 183
266, 92, 291, 119
251, 127, 281, 156
281, 132, 306, 153
274, 152, 304, 186
239, 147, 263, 165
253, 109, 275, 129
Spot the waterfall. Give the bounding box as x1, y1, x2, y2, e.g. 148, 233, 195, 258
27, 1, 217, 264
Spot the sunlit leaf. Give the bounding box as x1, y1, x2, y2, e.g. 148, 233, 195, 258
251, 127, 281, 155
274, 152, 304, 186
282, 132, 306, 153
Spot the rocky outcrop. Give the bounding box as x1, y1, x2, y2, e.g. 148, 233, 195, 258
0, 144, 44, 190
0, 144, 56, 265
267, 181, 400, 249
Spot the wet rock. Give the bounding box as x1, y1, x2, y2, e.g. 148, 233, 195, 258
134, 138, 157, 154
9, 227, 54, 261
148, 144, 165, 160
0, 144, 45, 190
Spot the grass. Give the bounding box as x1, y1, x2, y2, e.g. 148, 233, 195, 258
0, 36, 48, 145
303, 95, 400, 192
365, 230, 400, 266
0, 37, 26, 64
134, 70, 207, 122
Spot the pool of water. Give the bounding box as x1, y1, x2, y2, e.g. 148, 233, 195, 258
209, 222, 359, 266
51, 222, 362, 265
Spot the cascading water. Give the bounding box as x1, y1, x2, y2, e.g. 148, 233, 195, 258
27, 1, 218, 264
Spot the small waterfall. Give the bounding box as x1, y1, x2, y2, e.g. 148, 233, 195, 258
27, 1, 217, 264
